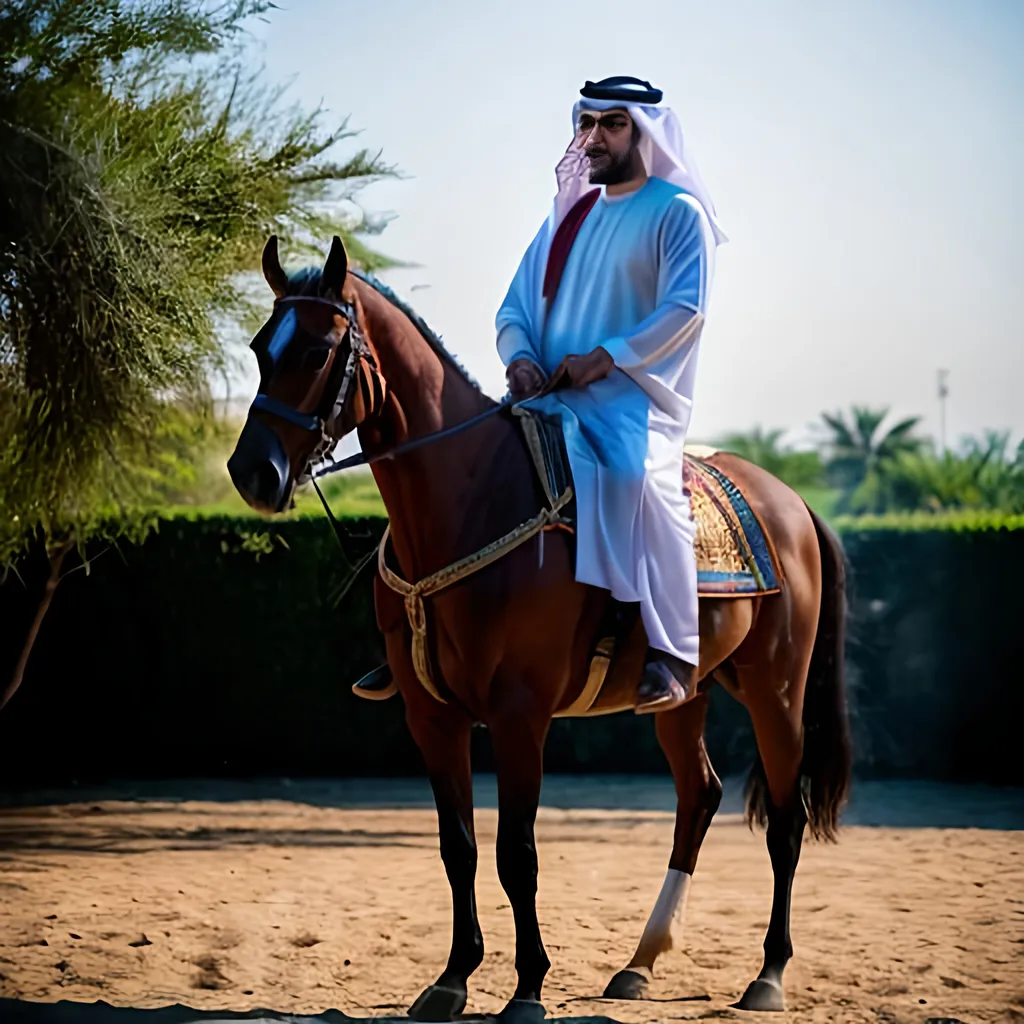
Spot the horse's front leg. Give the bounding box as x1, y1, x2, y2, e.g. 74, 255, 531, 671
402, 693, 482, 1020
374, 579, 484, 1019
489, 700, 551, 1024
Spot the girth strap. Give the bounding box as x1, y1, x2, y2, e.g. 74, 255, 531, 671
377, 488, 573, 702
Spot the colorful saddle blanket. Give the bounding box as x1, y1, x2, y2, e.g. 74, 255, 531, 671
686, 456, 780, 595
516, 407, 780, 598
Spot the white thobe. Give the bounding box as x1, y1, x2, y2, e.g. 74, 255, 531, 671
495, 176, 714, 664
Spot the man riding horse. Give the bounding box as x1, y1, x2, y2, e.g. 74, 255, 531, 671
230, 74, 850, 1019
358, 75, 727, 714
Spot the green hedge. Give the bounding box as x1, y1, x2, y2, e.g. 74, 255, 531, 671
0, 513, 1021, 785
832, 510, 1024, 533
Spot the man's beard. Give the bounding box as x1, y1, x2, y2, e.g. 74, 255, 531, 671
587, 146, 635, 185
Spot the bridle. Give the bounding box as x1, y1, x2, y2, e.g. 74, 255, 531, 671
247, 292, 514, 542
249, 293, 383, 484
251, 293, 517, 476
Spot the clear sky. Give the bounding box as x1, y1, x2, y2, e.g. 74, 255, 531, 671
235, 0, 1024, 448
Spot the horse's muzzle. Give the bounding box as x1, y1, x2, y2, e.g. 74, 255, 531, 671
228, 416, 293, 514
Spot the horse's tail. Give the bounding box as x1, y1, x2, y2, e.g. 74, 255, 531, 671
745, 507, 853, 841
800, 509, 853, 839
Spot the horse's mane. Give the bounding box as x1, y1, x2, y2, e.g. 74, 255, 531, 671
286, 266, 482, 391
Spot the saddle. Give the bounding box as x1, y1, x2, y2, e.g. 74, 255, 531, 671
514, 405, 782, 597
511, 406, 782, 717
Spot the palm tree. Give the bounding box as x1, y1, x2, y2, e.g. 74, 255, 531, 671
717, 426, 786, 471
716, 426, 824, 489
820, 407, 924, 512
879, 431, 1024, 513
959, 432, 1024, 512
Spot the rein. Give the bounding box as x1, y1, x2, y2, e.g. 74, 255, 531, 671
312, 398, 513, 478
310, 398, 515, 556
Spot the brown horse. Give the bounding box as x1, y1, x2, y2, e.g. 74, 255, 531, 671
228, 236, 852, 1023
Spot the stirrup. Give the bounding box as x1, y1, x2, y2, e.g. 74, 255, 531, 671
634, 655, 691, 715
634, 677, 688, 714
352, 663, 397, 701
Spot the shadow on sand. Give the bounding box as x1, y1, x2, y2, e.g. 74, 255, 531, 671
1, 775, 1022, 831
0, 997, 643, 1024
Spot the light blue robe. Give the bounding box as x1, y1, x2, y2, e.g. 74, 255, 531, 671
495, 176, 713, 664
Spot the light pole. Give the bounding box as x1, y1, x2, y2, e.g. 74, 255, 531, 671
937, 369, 949, 453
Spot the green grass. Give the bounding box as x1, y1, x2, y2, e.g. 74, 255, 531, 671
792, 485, 839, 519
166, 469, 386, 521
310, 471, 387, 517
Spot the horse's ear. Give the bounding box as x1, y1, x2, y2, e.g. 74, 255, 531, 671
262, 236, 289, 298
319, 235, 348, 301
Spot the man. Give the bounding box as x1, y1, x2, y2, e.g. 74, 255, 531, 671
354, 76, 725, 712
496, 76, 727, 713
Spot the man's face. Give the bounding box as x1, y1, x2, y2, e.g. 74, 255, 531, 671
576, 108, 639, 185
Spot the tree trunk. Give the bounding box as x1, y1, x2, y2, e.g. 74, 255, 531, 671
1, 536, 75, 712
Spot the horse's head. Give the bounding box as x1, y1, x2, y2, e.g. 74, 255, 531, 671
227, 235, 386, 513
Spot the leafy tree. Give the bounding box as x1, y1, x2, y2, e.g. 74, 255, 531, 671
0, 0, 394, 708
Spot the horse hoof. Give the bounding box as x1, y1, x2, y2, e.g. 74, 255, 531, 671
408, 983, 467, 1021
498, 997, 547, 1023
734, 977, 786, 1012
603, 967, 651, 999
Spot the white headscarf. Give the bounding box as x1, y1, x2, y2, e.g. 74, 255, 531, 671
552, 97, 728, 246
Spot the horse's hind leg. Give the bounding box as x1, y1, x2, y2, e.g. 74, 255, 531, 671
604, 598, 752, 999
405, 709, 483, 1022
731, 590, 817, 1012
734, 690, 807, 1012
604, 692, 721, 999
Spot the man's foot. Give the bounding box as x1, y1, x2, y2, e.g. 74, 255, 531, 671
352, 663, 397, 701
635, 652, 695, 714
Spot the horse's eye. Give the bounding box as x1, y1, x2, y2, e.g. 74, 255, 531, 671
302, 346, 331, 371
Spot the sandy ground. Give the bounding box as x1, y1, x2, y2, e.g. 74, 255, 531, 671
0, 776, 1022, 1024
